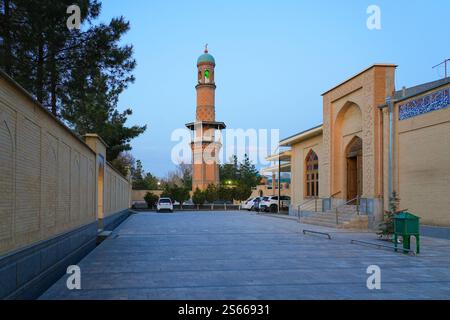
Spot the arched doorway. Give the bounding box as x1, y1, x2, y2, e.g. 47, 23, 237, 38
346, 136, 362, 202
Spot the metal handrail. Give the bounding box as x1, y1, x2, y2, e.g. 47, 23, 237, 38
297, 197, 322, 221
303, 229, 332, 240
334, 196, 360, 225
331, 191, 342, 198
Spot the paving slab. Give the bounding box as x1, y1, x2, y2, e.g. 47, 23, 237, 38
40, 212, 450, 300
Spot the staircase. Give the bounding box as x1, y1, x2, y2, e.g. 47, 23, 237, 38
300, 205, 368, 229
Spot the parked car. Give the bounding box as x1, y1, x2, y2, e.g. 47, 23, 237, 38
242, 198, 259, 211
252, 197, 263, 212
157, 198, 174, 213
131, 201, 148, 210
241, 198, 254, 210
259, 196, 291, 213
173, 200, 194, 206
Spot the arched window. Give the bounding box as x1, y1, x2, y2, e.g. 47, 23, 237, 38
305, 150, 319, 198
204, 70, 210, 83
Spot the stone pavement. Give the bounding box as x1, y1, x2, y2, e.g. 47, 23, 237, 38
40, 212, 450, 300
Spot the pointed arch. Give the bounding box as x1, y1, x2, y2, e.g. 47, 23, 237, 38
304, 149, 319, 198
345, 135, 363, 158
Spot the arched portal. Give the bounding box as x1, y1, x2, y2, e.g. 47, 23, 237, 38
345, 136, 363, 202
332, 101, 363, 201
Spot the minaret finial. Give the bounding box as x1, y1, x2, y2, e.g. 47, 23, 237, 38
204, 43, 208, 54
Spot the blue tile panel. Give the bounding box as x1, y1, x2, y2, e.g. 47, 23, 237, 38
399, 87, 450, 120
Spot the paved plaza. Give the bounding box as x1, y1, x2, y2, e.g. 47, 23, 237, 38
40, 212, 450, 300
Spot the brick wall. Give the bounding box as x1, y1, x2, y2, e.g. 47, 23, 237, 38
104, 163, 131, 217
394, 84, 450, 226
0, 72, 131, 256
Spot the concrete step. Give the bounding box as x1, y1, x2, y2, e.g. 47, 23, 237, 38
324, 205, 360, 214
301, 217, 352, 225
301, 212, 369, 230
301, 220, 340, 228
301, 211, 362, 228
302, 213, 355, 221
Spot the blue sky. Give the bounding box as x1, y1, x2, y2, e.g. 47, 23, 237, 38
97, 0, 450, 177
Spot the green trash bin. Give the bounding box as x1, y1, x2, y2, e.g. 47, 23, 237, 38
393, 212, 420, 254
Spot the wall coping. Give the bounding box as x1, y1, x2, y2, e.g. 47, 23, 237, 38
321, 63, 397, 97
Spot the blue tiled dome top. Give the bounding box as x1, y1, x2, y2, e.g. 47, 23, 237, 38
197, 53, 215, 65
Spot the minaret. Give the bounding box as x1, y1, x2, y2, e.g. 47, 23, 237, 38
186, 46, 226, 191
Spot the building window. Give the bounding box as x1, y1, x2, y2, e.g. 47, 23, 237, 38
204, 70, 210, 83
305, 150, 319, 198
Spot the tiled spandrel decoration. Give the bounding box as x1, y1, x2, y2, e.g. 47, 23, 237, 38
399, 88, 449, 120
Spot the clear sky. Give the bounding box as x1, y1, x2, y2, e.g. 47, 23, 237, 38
97, 0, 450, 177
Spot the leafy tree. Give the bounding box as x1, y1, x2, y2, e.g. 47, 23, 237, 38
233, 184, 252, 202
217, 185, 234, 202
219, 154, 261, 189
220, 155, 239, 183
171, 186, 190, 207
160, 184, 172, 199
130, 159, 160, 190
110, 152, 134, 177
192, 188, 206, 205
144, 172, 159, 190
144, 192, 159, 209
217, 154, 260, 202
163, 163, 192, 189
160, 185, 190, 207
178, 163, 192, 190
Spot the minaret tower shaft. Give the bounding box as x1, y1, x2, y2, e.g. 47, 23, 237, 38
186, 46, 226, 191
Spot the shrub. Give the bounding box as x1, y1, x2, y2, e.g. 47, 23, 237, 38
378, 192, 400, 238
204, 184, 218, 203
192, 188, 206, 205
144, 192, 159, 209
233, 185, 252, 202
160, 185, 190, 207
171, 186, 190, 206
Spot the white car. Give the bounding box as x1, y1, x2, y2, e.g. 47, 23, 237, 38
243, 197, 264, 211
241, 198, 257, 211
259, 196, 291, 213
157, 198, 174, 213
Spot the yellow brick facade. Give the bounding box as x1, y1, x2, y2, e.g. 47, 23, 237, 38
0, 72, 131, 256
286, 64, 450, 228
391, 86, 450, 226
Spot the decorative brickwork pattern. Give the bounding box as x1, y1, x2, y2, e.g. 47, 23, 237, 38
0, 74, 131, 256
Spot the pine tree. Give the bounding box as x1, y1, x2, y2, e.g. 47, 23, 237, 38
132, 160, 147, 190
239, 154, 261, 188
0, 1, 146, 163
